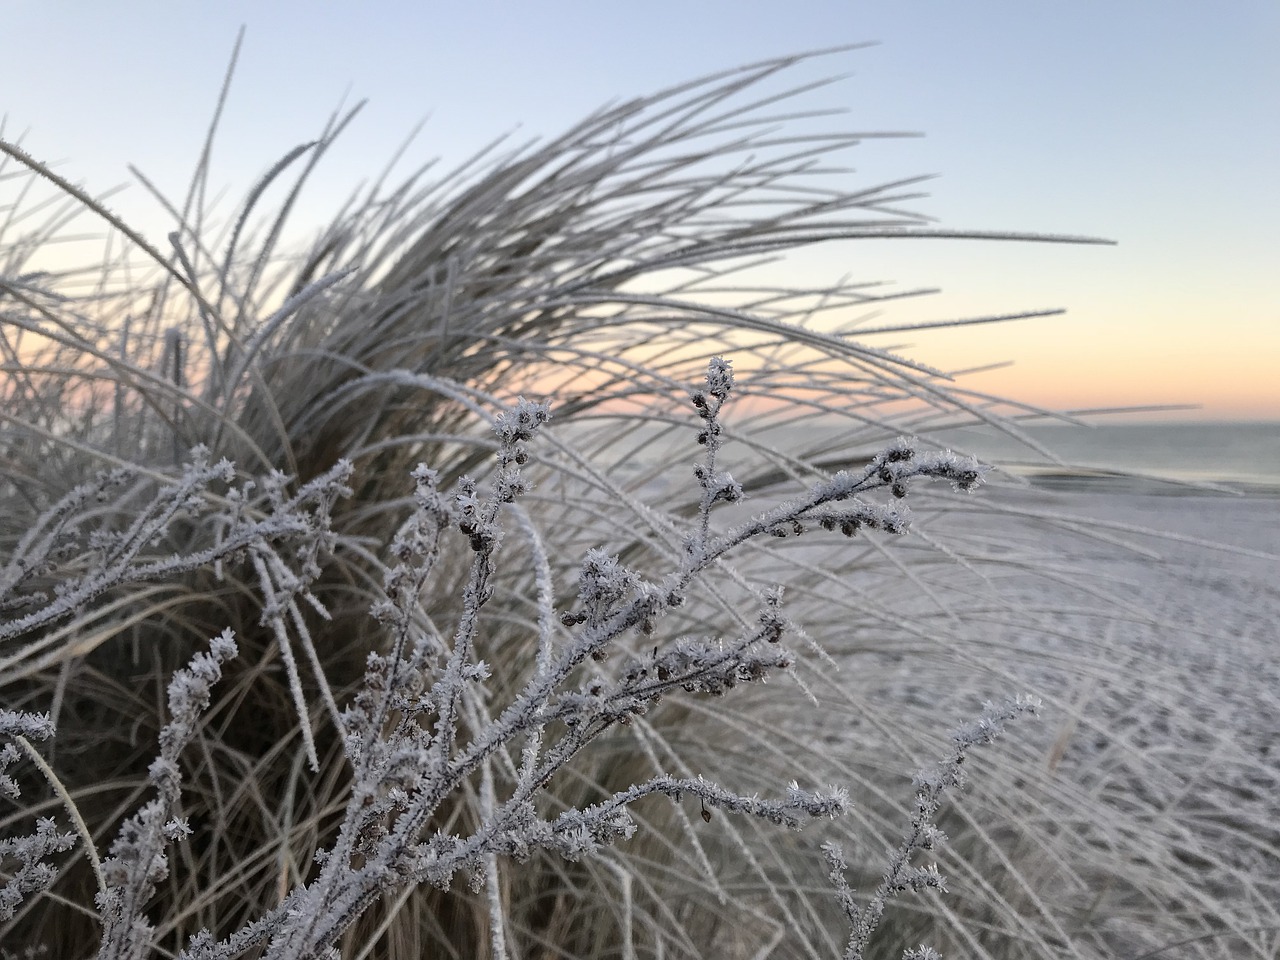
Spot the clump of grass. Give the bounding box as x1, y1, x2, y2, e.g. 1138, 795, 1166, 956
2, 43, 1275, 959
1, 356, 1035, 959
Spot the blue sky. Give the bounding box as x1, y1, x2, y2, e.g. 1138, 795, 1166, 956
4, 1, 1277, 416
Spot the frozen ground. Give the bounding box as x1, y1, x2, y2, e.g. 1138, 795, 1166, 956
671, 473, 1280, 956
925, 485, 1280, 956
741, 477, 1278, 956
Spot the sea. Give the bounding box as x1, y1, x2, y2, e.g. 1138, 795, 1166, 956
602, 419, 1280, 498
923, 420, 1280, 495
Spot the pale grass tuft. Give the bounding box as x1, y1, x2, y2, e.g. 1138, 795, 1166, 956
2, 43, 1274, 960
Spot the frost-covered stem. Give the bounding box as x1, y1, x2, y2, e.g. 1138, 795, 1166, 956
689, 357, 739, 561
480, 762, 512, 960
0, 816, 77, 924
179, 906, 292, 960
832, 695, 1041, 960
0, 469, 128, 599
438, 607, 659, 804
341, 464, 449, 795
0, 455, 230, 642
607, 858, 636, 960
454, 444, 953, 784
265, 403, 548, 960
380, 465, 450, 689
431, 399, 548, 772
14, 733, 105, 899
0, 456, 353, 645
250, 550, 321, 771
96, 630, 239, 960
509, 503, 558, 791
555, 775, 849, 833
458, 580, 687, 789
386, 773, 846, 899
529, 613, 792, 786
1, 711, 78, 923
98, 455, 211, 570
429, 500, 499, 771
405, 380, 979, 826
250, 365, 992, 958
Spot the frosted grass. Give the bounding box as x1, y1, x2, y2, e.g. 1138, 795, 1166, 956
2, 42, 1276, 959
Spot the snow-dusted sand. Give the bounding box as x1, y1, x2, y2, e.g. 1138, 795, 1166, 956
929, 482, 1280, 756
1000, 483, 1279, 637
720, 474, 1279, 956
934, 484, 1280, 953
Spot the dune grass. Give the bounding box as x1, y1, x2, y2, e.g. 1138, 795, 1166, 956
1, 45, 1277, 959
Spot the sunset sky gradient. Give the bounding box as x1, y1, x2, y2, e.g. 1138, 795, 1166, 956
4, 1, 1276, 418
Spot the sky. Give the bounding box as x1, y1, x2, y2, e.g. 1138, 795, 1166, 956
3, 1, 1277, 419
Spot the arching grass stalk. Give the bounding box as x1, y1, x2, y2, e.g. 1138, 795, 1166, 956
3, 360, 1037, 960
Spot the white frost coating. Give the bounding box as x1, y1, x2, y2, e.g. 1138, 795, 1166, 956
3, 363, 1033, 960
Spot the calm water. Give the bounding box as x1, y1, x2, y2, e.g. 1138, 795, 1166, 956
595, 419, 1280, 496
927, 421, 1280, 493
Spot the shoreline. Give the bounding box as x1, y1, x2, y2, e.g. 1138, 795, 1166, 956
1008, 468, 1280, 500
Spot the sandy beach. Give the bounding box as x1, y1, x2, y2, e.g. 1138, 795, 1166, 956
713, 472, 1280, 955
934, 483, 1280, 954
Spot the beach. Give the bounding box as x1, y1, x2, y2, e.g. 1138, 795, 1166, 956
929, 481, 1280, 954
